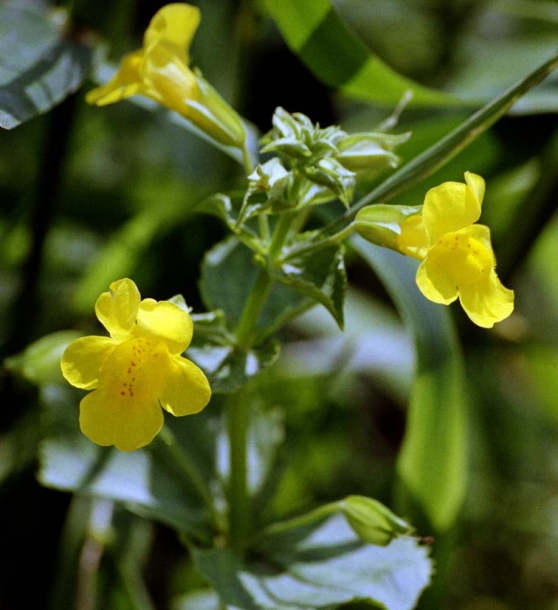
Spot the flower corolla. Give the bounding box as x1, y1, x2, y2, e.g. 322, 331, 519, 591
355, 172, 514, 328
86, 3, 245, 147
61, 278, 211, 451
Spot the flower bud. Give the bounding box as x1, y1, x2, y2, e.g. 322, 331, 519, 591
342, 496, 413, 546
337, 132, 410, 172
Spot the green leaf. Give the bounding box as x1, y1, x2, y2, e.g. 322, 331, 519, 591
262, 0, 460, 107
353, 240, 467, 531
38, 388, 217, 542
343, 49, 558, 220
277, 243, 347, 329
198, 193, 264, 254
200, 237, 311, 342
188, 309, 280, 393
0, 5, 93, 129
194, 509, 431, 609
4, 330, 81, 386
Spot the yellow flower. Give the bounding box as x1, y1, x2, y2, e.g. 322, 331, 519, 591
399, 172, 514, 328
86, 3, 245, 148
355, 172, 514, 328
61, 279, 211, 451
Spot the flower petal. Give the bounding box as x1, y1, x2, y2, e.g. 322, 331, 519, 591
422, 173, 483, 243
134, 299, 193, 354
142, 45, 199, 113
61, 336, 115, 390
86, 52, 145, 106
458, 272, 514, 328
464, 171, 485, 205
95, 278, 141, 342
416, 257, 459, 305
159, 354, 211, 416
79, 388, 164, 451
144, 3, 201, 65
398, 213, 429, 260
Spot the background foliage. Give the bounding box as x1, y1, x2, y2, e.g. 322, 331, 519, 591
1, 0, 558, 608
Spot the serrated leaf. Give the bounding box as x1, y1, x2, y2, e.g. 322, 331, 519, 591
354, 240, 467, 531
189, 308, 281, 393
0, 4, 93, 129
200, 237, 312, 342
188, 339, 280, 394
278, 243, 347, 329
263, 0, 460, 108
198, 193, 264, 254
194, 512, 431, 610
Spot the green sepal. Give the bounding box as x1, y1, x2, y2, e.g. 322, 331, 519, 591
341, 495, 413, 546
302, 157, 355, 207
189, 335, 280, 394
235, 159, 292, 226
337, 131, 411, 172
277, 242, 347, 329
354, 203, 422, 252
186, 70, 247, 149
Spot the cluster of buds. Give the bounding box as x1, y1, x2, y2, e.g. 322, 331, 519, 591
252, 107, 410, 209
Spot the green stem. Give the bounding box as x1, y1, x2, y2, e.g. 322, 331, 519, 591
226, 388, 250, 552
268, 213, 295, 260
233, 268, 273, 347
158, 425, 219, 527
241, 140, 255, 175
226, 212, 296, 552
284, 221, 356, 261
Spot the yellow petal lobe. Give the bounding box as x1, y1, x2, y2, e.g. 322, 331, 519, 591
458, 273, 514, 328
422, 173, 483, 243
61, 336, 115, 390
85, 52, 144, 106
159, 354, 211, 416
134, 299, 193, 354
79, 388, 164, 452
144, 3, 201, 63
95, 278, 141, 342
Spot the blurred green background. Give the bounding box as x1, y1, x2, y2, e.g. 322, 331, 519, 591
1, 0, 558, 608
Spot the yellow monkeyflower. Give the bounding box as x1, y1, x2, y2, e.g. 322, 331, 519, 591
355, 172, 514, 328
61, 279, 211, 451
86, 3, 245, 148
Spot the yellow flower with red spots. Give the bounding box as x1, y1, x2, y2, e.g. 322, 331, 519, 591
355, 172, 514, 328
61, 279, 211, 451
